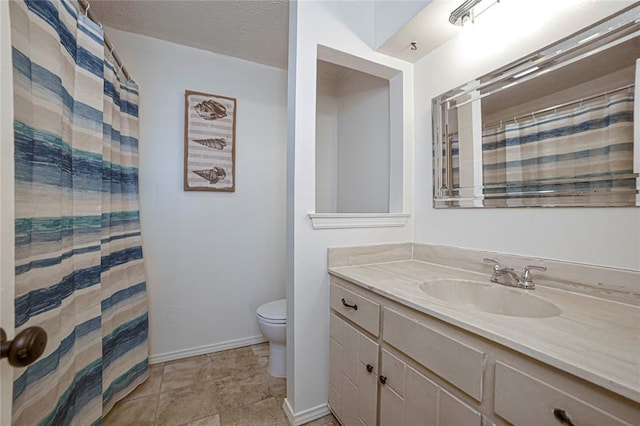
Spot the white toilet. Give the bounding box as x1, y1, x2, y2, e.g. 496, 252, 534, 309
256, 299, 286, 378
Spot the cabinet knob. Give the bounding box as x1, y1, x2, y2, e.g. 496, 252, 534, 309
366, 364, 373, 373
1, 327, 47, 367
553, 409, 576, 426
379, 375, 387, 385
341, 298, 358, 310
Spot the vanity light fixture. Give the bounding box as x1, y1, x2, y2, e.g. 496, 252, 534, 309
449, 0, 482, 26
449, 0, 500, 26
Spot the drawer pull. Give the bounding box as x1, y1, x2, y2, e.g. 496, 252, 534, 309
366, 364, 373, 373
553, 409, 576, 426
341, 298, 358, 310
379, 375, 387, 385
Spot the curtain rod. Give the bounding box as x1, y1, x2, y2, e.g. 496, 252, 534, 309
76, 0, 132, 81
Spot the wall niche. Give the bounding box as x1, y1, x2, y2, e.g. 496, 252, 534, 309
314, 46, 404, 216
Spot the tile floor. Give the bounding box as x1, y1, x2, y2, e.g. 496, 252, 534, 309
103, 343, 338, 426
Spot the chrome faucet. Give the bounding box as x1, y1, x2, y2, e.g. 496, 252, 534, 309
483, 258, 547, 290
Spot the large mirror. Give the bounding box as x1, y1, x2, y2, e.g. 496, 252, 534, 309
432, 5, 639, 208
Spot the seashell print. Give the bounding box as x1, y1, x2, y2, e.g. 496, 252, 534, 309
193, 167, 226, 184
193, 99, 227, 120
193, 138, 227, 150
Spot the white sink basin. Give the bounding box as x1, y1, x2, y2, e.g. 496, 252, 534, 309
419, 279, 561, 318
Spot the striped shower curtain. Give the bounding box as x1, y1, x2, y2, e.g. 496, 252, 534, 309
482, 89, 635, 206
10, 0, 149, 424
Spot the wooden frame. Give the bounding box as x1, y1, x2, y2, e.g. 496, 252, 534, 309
184, 90, 237, 191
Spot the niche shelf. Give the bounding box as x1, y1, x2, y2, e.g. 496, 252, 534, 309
313, 46, 407, 229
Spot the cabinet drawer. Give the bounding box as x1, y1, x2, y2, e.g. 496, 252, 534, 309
495, 362, 632, 426
331, 282, 380, 336
383, 307, 485, 401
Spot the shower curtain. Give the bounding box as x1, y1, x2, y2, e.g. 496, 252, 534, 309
481, 90, 635, 206
10, 0, 149, 424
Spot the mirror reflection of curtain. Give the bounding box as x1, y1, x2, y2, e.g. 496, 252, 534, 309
442, 134, 460, 195
481, 89, 635, 206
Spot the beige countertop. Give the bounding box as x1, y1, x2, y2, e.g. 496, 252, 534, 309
329, 259, 640, 403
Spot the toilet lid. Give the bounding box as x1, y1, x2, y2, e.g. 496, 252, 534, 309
257, 299, 286, 321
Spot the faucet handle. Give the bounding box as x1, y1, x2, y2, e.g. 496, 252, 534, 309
524, 265, 547, 272
483, 258, 511, 272
522, 264, 547, 285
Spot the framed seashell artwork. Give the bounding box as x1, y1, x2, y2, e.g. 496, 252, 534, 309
184, 90, 237, 191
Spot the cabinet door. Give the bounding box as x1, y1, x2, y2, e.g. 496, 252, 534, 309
329, 312, 379, 426
380, 349, 481, 426
380, 349, 438, 425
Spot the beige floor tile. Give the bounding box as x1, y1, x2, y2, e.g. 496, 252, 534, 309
220, 382, 273, 409
103, 394, 158, 426
189, 413, 222, 426
219, 396, 289, 426
156, 381, 221, 426
161, 363, 218, 392
108, 344, 295, 426
266, 376, 286, 399
160, 353, 241, 393
127, 364, 164, 400
251, 343, 269, 357
164, 354, 212, 374
218, 368, 267, 388
211, 347, 261, 370
207, 363, 253, 381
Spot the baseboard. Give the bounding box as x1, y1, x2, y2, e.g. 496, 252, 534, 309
148, 335, 267, 364
283, 398, 295, 425
283, 398, 331, 426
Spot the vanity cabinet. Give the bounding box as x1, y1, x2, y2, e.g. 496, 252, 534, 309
329, 281, 482, 426
494, 362, 631, 426
328, 278, 640, 426
382, 307, 484, 402
379, 349, 481, 426
329, 312, 379, 425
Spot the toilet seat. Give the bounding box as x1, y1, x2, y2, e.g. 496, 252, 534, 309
257, 316, 286, 325
257, 299, 286, 324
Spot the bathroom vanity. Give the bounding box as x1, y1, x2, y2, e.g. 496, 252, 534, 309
327, 244, 640, 426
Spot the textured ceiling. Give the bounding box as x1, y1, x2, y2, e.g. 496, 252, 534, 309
89, 0, 290, 69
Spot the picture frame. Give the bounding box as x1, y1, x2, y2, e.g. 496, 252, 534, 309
184, 90, 237, 192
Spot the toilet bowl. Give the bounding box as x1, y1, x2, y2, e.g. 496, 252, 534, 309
256, 299, 286, 378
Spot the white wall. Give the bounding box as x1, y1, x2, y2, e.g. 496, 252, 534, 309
413, 0, 640, 270
287, 0, 414, 419
105, 28, 288, 360
337, 71, 390, 213
316, 69, 390, 213
315, 77, 338, 213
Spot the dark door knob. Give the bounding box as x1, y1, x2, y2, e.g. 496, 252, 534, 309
1, 327, 47, 367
